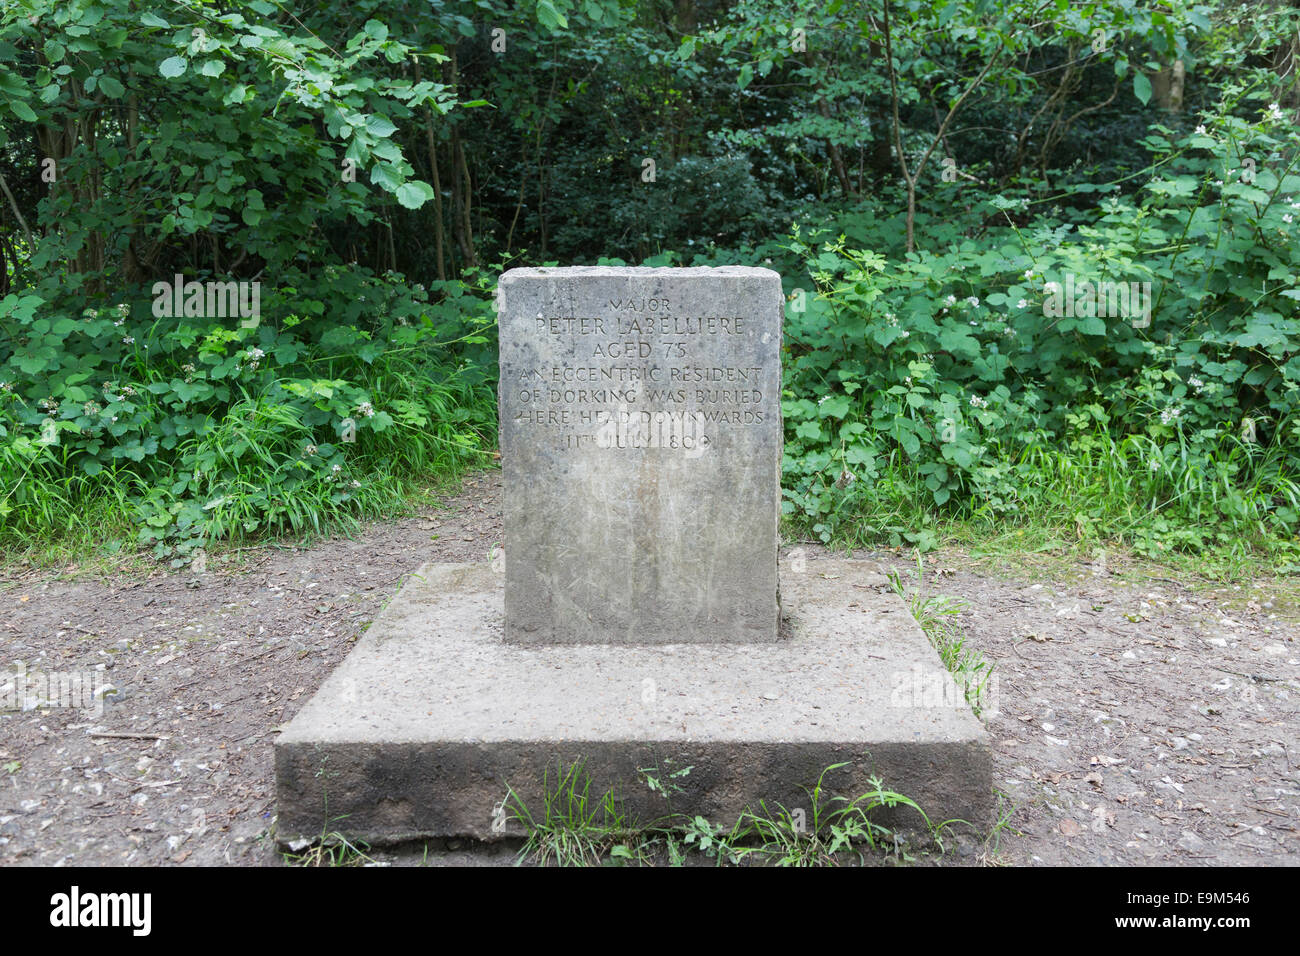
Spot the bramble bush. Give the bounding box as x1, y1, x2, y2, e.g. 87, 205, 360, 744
778, 94, 1300, 563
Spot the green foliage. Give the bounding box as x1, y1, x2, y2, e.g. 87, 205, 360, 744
3, 0, 1299, 574
0, 265, 496, 561
778, 96, 1300, 563
888, 557, 995, 718
725, 765, 943, 866
503, 759, 951, 866
505, 759, 635, 867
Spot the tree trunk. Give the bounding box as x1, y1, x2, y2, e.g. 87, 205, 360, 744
1152, 59, 1185, 112
446, 49, 476, 269
413, 58, 447, 282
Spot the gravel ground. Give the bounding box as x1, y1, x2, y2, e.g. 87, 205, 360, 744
1, 469, 1296, 866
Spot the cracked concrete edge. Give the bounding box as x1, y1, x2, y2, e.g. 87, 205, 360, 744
275, 737, 992, 845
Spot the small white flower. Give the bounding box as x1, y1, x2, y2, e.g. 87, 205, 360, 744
357, 401, 376, 418
1268, 102, 1284, 121
247, 347, 265, 361
1194, 125, 1207, 135
1017, 298, 1028, 309
1149, 460, 1160, 473
944, 294, 957, 306
966, 296, 980, 307
1023, 269, 1033, 280
332, 464, 342, 474
122, 336, 135, 345
1284, 213, 1294, 224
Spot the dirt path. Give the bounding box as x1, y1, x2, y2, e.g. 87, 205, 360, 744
1, 470, 1295, 866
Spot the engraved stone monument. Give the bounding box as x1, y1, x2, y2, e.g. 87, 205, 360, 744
275, 266, 991, 846
498, 267, 781, 644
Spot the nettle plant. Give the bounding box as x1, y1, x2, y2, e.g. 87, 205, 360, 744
779, 92, 1300, 552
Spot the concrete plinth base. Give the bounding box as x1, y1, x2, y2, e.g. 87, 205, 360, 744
274, 559, 992, 845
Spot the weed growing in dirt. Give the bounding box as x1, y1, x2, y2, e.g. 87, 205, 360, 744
502, 759, 958, 867
887, 553, 996, 718
503, 759, 637, 867
281, 829, 375, 867
978, 790, 1024, 865
281, 752, 377, 867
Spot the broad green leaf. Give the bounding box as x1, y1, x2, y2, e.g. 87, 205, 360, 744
370, 163, 401, 191
1133, 72, 1152, 106
364, 113, 397, 138
159, 56, 187, 78
396, 180, 434, 209
537, 0, 568, 30
8, 99, 36, 121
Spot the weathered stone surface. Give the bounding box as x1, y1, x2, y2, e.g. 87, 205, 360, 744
497, 266, 782, 644
275, 266, 996, 853
274, 558, 993, 845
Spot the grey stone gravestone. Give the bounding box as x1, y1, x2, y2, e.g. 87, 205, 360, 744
497, 266, 782, 644
275, 266, 992, 848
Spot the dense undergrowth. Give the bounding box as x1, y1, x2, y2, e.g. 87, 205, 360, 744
0, 269, 498, 565
1, 1, 1297, 577
5, 99, 1300, 573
